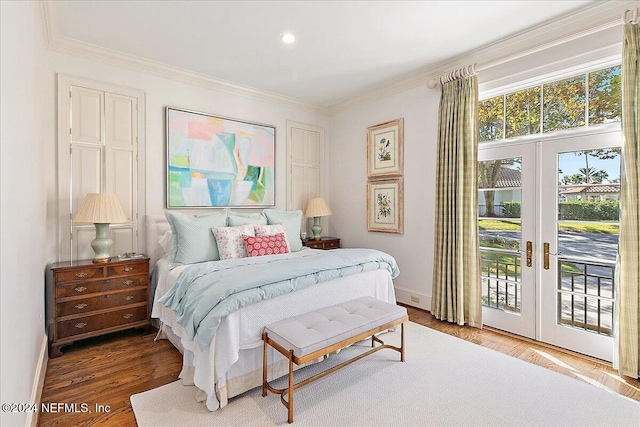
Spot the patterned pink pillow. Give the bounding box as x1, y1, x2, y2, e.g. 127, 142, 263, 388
243, 233, 290, 257
212, 224, 255, 260
254, 223, 290, 251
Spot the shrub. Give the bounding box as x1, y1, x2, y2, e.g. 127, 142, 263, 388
558, 200, 619, 221
501, 202, 521, 218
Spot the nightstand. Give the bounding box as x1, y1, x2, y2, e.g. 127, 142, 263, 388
46, 257, 151, 357
303, 237, 341, 250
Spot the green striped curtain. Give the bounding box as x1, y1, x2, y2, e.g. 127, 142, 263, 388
431, 76, 482, 327
614, 23, 640, 379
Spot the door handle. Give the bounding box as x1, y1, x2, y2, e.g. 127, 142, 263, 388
543, 243, 561, 270
526, 241, 532, 267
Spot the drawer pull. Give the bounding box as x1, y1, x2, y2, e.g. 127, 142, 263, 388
75, 322, 87, 329
124, 295, 134, 301
123, 279, 134, 285
75, 272, 88, 278
74, 303, 88, 310
74, 286, 87, 293
123, 266, 134, 272
123, 313, 134, 319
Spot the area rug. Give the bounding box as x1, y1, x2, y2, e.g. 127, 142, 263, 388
131, 322, 639, 426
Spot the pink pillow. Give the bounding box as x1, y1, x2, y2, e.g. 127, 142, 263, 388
243, 233, 290, 257
254, 223, 290, 251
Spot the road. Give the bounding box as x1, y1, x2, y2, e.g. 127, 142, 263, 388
479, 230, 618, 261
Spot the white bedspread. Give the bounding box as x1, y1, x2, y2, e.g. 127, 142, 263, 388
151, 256, 396, 411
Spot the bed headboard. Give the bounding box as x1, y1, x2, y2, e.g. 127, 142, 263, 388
145, 214, 170, 269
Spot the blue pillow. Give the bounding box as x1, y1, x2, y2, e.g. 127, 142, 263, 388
262, 209, 303, 252
165, 210, 228, 268
227, 211, 267, 226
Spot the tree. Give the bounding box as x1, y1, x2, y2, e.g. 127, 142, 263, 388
591, 170, 609, 183
478, 96, 503, 142
573, 148, 620, 183
562, 174, 584, 185
478, 160, 502, 216
478, 65, 621, 142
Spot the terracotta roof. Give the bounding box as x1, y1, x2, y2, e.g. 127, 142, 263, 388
495, 168, 521, 188
560, 184, 620, 194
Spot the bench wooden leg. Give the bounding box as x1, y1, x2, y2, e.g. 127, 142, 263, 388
262, 332, 268, 397
288, 349, 294, 423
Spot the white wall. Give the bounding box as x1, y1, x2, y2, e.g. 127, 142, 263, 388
327, 86, 441, 310
0, 1, 50, 426
45, 51, 329, 258
326, 23, 623, 312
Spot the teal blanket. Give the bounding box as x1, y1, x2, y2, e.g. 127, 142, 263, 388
159, 248, 399, 348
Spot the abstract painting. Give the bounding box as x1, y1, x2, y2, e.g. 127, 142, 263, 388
367, 118, 403, 178
166, 107, 275, 208
367, 178, 403, 234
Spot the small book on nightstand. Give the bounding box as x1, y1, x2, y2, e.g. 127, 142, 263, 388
117, 252, 146, 260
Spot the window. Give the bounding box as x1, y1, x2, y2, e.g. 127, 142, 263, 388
479, 65, 621, 143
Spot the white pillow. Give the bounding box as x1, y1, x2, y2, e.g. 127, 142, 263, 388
158, 230, 173, 255
254, 223, 290, 252
262, 209, 303, 252
212, 224, 255, 260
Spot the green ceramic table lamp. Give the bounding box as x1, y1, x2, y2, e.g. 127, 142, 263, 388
73, 193, 129, 263
304, 197, 332, 241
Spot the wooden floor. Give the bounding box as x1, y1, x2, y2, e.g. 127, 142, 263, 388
38, 307, 640, 426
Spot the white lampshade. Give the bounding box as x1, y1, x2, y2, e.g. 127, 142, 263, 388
73, 193, 128, 224
304, 197, 332, 218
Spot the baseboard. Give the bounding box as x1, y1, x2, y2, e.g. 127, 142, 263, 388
25, 334, 48, 427
394, 286, 431, 312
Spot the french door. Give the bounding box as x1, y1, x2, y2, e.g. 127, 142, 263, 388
479, 129, 620, 361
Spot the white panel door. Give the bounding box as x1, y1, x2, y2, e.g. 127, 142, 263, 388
70, 87, 105, 261
105, 93, 138, 252
58, 75, 145, 262
71, 87, 103, 145
287, 122, 323, 236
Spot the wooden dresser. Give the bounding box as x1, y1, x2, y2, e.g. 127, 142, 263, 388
46, 257, 150, 357
303, 237, 341, 250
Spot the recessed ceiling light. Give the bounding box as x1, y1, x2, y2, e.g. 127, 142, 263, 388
281, 33, 295, 44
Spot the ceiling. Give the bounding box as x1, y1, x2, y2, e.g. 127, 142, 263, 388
53, 1, 597, 107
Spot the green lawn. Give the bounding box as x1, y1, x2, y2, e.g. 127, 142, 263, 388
478, 219, 521, 231
479, 219, 618, 234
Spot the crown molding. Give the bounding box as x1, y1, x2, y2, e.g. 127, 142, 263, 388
329, 0, 634, 115
41, 0, 635, 117
40, 1, 329, 116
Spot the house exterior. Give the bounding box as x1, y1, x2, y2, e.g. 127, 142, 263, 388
559, 184, 620, 201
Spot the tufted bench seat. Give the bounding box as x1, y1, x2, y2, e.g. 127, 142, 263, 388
262, 296, 408, 423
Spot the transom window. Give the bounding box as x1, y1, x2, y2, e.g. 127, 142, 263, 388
479, 65, 621, 142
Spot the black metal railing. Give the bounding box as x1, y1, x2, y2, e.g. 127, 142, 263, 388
557, 257, 616, 336
480, 247, 521, 313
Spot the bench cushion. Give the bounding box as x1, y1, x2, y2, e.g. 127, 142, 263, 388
264, 296, 407, 358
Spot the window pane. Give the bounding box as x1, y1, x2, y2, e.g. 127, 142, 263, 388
543, 75, 586, 132
478, 95, 504, 142
505, 86, 541, 138
589, 66, 621, 125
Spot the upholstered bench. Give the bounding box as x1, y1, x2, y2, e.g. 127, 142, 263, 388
262, 296, 408, 423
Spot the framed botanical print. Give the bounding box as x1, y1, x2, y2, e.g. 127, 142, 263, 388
367, 178, 404, 234
165, 107, 275, 208
367, 118, 403, 178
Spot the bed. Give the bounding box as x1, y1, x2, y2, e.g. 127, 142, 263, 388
145, 214, 399, 411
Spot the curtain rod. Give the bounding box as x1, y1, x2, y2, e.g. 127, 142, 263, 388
426, 64, 479, 88
426, 6, 634, 90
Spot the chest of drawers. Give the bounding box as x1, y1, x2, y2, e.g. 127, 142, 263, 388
46, 257, 150, 357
